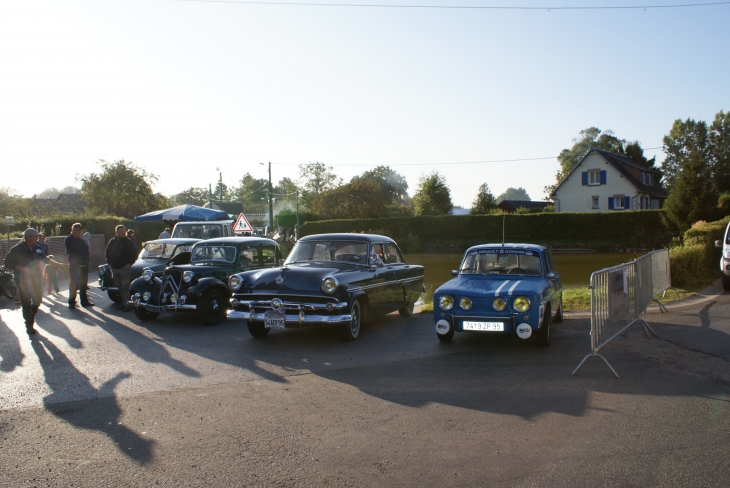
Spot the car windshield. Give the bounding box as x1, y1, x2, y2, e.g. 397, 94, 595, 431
459, 248, 543, 276
172, 224, 224, 239
190, 245, 237, 264
285, 240, 369, 264
139, 242, 193, 260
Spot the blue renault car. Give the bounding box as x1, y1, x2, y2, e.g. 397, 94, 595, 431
433, 244, 562, 346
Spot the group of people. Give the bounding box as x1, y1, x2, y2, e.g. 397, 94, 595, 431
4, 223, 139, 335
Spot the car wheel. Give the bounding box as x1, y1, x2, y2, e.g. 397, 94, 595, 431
342, 300, 361, 341
134, 306, 159, 322
197, 290, 226, 326
398, 300, 415, 317
535, 306, 551, 347
553, 296, 563, 323
107, 290, 122, 303
248, 321, 270, 338
723, 275, 730, 291
2, 283, 18, 299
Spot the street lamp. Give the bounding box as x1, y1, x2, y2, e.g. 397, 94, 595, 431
260, 162, 273, 229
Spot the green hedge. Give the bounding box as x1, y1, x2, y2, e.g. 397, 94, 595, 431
669, 215, 730, 288
300, 211, 670, 247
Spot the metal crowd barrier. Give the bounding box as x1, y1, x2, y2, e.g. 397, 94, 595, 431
572, 249, 675, 378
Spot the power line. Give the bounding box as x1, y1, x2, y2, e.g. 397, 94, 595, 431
172, 0, 730, 10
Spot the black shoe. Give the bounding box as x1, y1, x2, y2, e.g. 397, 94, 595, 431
81, 301, 95, 308
69, 302, 76, 309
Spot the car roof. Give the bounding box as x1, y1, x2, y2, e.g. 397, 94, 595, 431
194, 237, 278, 246
299, 233, 396, 244
145, 238, 202, 245
465, 243, 547, 253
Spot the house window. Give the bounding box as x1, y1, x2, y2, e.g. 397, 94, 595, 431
646, 173, 653, 185
592, 196, 599, 209
640, 173, 645, 184
588, 170, 601, 185
614, 195, 625, 209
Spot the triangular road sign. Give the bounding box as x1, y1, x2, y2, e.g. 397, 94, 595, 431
233, 213, 253, 233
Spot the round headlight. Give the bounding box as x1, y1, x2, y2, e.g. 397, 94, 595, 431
459, 297, 472, 310
493, 297, 506, 311
438, 295, 454, 311
182, 271, 194, 283
170, 294, 178, 303
142, 291, 151, 301
228, 274, 242, 291
513, 296, 531, 312
142, 269, 153, 281
322, 277, 339, 294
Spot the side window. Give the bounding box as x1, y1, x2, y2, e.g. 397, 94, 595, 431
239, 246, 259, 268
544, 251, 555, 274
261, 246, 276, 266
384, 243, 404, 264
371, 243, 385, 265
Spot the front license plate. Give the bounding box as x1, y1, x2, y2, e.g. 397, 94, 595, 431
264, 310, 286, 329
145, 304, 165, 313
463, 321, 504, 331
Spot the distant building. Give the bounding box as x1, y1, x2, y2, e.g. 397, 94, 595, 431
31, 193, 85, 214
203, 201, 243, 217
497, 200, 550, 213
551, 149, 667, 213
451, 207, 471, 216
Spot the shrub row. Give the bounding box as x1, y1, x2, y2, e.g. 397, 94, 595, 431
669, 215, 730, 288
300, 211, 670, 247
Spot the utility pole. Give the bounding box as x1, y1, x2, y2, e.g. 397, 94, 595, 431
295, 190, 300, 240
219, 171, 223, 204
267, 162, 273, 229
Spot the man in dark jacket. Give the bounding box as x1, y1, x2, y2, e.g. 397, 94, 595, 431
106, 225, 137, 311
4, 228, 62, 334
65, 222, 93, 309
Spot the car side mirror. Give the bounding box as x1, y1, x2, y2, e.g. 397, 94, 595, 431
451, 270, 458, 277
548, 272, 558, 280
716, 240, 723, 248
279, 259, 285, 266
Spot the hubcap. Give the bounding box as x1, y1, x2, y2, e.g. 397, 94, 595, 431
210, 299, 219, 315
351, 307, 359, 334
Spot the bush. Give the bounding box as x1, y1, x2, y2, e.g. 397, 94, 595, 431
669, 214, 730, 288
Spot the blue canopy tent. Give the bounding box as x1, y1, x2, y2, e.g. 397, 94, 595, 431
134, 204, 230, 224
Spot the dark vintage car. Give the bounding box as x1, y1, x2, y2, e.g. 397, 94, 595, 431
129, 237, 282, 326
433, 244, 563, 346
98, 238, 201, 303
227, 233, 425, 341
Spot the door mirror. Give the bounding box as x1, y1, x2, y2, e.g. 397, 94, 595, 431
547, 272, 558, 281
451, 270, 458, 277
716, 240, 723, 248
279, 258, 285, 266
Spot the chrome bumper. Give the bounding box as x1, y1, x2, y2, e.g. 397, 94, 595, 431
228, 310, 352, 324
99, 284, 118, 292
130, 298, 197, 312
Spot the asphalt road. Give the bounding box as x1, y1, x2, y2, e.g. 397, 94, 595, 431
1, 285, 729, 487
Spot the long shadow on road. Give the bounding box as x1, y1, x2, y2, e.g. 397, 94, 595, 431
30, 334, 153, 463
0, 316, 24, 373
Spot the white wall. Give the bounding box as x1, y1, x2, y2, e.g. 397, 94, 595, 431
554, 153, 637, 213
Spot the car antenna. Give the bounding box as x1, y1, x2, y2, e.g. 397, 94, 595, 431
501, 212, 505, 247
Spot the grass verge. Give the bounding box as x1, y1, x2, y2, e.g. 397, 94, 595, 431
563, 281, 712, 312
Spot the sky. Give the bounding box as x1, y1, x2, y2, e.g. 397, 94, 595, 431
1, 0, 729, 208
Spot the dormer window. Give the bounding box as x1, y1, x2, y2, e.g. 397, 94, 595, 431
646, 173, 653, 185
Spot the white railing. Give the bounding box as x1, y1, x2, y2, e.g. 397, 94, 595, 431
572, 249, 674, 378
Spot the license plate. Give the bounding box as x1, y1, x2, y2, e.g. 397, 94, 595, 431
145, 304, 165, 313
264, 310, 286, 329
463, 321, 504, 331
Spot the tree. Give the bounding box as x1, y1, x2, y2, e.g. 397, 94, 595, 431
709, 110, 730, 195
171, 187, 209, 206
624, 141, 657, 169
412, 172, 453, 216
231, 173, 269, 212
310, 179, 386, 219
35, 187, 61, 199
273, 177, 300, 205
80, 159, 168, 218
662, 118, 717, 232
298, 162, 342, 208
213, 181, 231, 202
352, 166, 409, 204
496, 187, 531, 203
470, 183, 497, 214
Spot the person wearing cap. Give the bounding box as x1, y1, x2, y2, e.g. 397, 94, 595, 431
158, 227, 171, 239
65, 222, 93, 309
3, 228, 63, 334
38, 233, 60, 295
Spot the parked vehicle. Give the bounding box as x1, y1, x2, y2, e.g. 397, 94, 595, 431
98, 238, 201, 303
227, 233, 425, 341
432, 244, 563, 347
0, 265, 18, 300
170, 221, 234, 239
715, 221, 730, 290
129, 237, 281, 326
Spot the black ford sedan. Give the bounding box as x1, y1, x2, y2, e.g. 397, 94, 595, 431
129, 237, 281, 326
227, 233, 425, 340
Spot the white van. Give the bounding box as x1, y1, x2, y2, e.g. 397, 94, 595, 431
171, 220, 234, 240
715, 221, 730, 290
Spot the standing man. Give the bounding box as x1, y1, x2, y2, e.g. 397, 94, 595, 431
65, 222, 94, 309
4, 228, 62, 334
106, 225, 137, 312
159, 227, 171, 239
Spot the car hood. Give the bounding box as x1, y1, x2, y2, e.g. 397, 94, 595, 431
167, 263, 233, 277
132, 258, 167, 275
435, 275, 547, 297
238, 263, 352, 293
